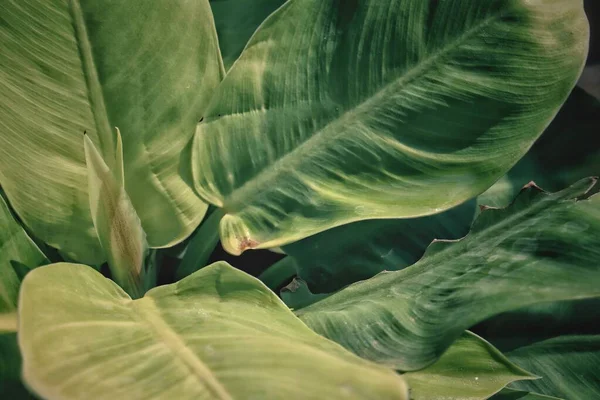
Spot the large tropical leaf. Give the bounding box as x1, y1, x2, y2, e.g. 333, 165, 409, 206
18, 262, 408, 400
84, 133, 148, 298
0, 0, 224, 263
280, 87, 599, 293
491, 389, 561, 400
296, 179, 600, 371
210, 0, 287, 69
192, 0, 588, 255
403, 331, 536, 400
507, 335, 600, 400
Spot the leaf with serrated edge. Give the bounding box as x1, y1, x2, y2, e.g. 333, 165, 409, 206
18, 262, 408, 400
0, 1, 223, 263
209, 0, 287, 70
297, 178, 600, 371
403, 331, 536, 400
192, 0, 588, 255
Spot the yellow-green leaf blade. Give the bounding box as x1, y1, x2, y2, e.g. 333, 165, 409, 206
18, 262, 408, 400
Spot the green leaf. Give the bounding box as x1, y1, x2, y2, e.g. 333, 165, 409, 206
84, 133, 147, 298
403, 331, 536, 400
192, 0, 588, 255
175, 208, 224, 280
18, 262, 408, 400
474, 298, 600, 352
491, 389, 562, 400
0, 0, 224, 263
210, 0, 287, 69
508, 335, 600, 400
297, 178, 600, 371
282, 87, 599, 294
1, 194, 48, 315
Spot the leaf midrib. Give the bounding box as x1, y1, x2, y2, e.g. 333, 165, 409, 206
222, 10, 502, 211
133, 297, 233, 400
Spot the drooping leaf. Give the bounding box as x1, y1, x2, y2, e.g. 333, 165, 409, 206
210, 0, 287, 69
0, 194, 48, 315
0, 0, 224, 263
18, 262, 408, 400
282, 86, 599, 294
297, 178, 600, 371
84, 133, 147, 298
403, 331, 536, 400
192, 0, 589, 255
491, 389, 562, 400
507, 335, 600, 400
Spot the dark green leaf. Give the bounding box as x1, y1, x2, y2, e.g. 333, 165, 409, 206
297, 179, 600, 371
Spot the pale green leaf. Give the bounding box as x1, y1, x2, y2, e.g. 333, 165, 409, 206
508, 335, 600, 400
210, 0, 287, 69
84, 133, 146, 298
297, 179, 600, 371
0, 0, 224, 263
192, 0, 588, 255
404, 331, 536, 400
282, 87, 598, 294
18, 262, 408, 400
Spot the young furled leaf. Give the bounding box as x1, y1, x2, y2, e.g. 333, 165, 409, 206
84, 132, 147, 298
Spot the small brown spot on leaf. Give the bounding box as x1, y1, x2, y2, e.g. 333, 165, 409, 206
238, 237, 260, 252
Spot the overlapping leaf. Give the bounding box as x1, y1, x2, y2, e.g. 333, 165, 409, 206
0, 0, 223, 262
297, 179, 600, 371
84, 133, 147, 298
508, 335, 600, 400
0, 194, 47, 316
192, 0, 588, 255
18, 262, 408, 400
282, 87, 599, 294
403, 331, 536, 400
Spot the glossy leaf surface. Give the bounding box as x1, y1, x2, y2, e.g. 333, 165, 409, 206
193, 0, 588, 255
18, 262, 408, 400
298, 179, 600, 371
0, 0, 223, 262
